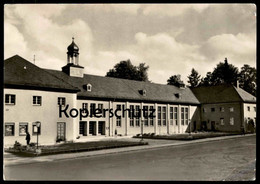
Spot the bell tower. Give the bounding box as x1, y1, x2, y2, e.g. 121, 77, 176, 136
62, 37, 84, 78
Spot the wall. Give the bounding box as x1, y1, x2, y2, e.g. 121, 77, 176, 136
4, 88, 77, 147
200, 102, 242, 132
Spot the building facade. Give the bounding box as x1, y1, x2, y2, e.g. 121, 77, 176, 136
3, 39, 256, 147
191, 84, 256, 132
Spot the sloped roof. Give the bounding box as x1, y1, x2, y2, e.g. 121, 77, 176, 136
4, 55, 79, 92
234, 87, 256, 103
191, 84, 256, 104
45, 69, 200, 105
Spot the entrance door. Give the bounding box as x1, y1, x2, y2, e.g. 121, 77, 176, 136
79, 121, 87, 136
193, 121, 196, 131
211, 121, 215, 131
57, 122, 66, 141
89, 121, 96, 135
98, 121, 105, 135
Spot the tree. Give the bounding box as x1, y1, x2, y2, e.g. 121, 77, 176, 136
106, 60, 149, 81
167, 75, 185, 87
187, 68, 201, 87
199, 72, 213, 86
210, 58, 239, 85
238, 64, 256, 96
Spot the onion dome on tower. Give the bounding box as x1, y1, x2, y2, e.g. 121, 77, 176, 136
67, 37, 79, 65
62, 37, 84, 78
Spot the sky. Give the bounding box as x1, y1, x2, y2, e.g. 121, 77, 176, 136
4, 4, 256, 84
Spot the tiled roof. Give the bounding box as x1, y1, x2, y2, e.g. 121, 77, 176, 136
4, 55, 79, 92
45, 69, 200, 105
191, 84, 256, 104
234, 87, 256, 103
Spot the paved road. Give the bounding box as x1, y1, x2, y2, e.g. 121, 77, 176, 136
4, 135, 255, 181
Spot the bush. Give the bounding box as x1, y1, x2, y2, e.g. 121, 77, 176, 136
56, 138, 63, 143
29, 142, 36, 147
14, 141, 21, 148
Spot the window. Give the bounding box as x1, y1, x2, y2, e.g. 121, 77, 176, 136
98, 104, 105, 117
158, 106, 161, 126
170, 107, 173, 125
220, 107, 224, 112
79, 122, 84, 135
135, 105, 140, 126
116, 117, 121, 127
185, 108, 188, 125
162, 107, 166, 126
5, 123, 15, 136
58, 97, 66, 106
32, 122, 41, 135
19, 123, 28, 136
174, 107, 178, 125
149, 106, 154, 126
229, 107, 234, 112
181, 107, 184, 125
247, 106, 250, 112
144, 106, 149, 126
230, 117, 234, 125
220, 118, 224, 125
90, 103, 96, 117
211, 108, 215, 112
82, 103, 88, 111
33, 96, 42, 105
5, 94, 15, 105
116, 105, 122, 127
203, 108, 207, 113
130, 105, 134, 127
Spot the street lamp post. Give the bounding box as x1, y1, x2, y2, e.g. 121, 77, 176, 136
141, 120, 144, 141
36, 121, 41, 149
189, 119, 191, 136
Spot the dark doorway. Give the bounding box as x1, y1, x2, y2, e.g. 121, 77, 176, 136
79, 121, 87, 136
89, 121, 96, 135
211, 121, 215, 131
98, 121, 105, 135
193, 121, 196, 131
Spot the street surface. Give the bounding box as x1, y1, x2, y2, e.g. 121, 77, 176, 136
4, 135, 255, 181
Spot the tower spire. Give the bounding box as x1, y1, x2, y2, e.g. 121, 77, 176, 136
67, 37, 79, 65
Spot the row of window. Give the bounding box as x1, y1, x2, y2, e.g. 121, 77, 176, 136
5, 122, 41, 136
204, 106, 256, 113
204, 107, 234, 113
247, 106, 256, 112
114, 105, 189, 127
5, 94, 66, 106
220, 117, 234, 126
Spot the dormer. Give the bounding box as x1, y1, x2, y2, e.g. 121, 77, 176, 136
83, 83, 92, 92
175, 93, 182, 99
139, 89, 147, 96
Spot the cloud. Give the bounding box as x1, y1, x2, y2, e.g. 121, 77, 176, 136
142, 4, 210, 17
83, 4, 141, 15
4, 4, 93, 71
4, 21, 27, 59
200, 33, 256, 67
4, 4, 256, 86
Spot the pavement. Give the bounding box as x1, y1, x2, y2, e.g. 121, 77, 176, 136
4, 133, 255, 167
